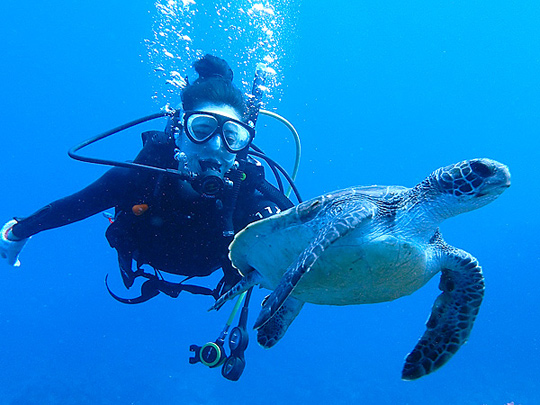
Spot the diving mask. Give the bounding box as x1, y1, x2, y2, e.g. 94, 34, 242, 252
183, 110, 255, 153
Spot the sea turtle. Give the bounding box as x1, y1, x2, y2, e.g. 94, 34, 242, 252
213, 158, 510, 379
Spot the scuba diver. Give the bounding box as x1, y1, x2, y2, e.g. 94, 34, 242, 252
0, 53, 298, 305
0, 54, 302, 381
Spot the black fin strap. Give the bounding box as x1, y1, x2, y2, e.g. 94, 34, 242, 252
105, 273, 216, 305
174, 282, 216, 297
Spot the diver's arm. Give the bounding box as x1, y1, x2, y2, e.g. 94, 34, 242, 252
0, 166, 139, 267
9, 166, 136, 240
8, 131, 174, 241
1, 133, 175, 266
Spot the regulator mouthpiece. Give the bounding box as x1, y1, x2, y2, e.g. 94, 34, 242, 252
191, 170, 224, 197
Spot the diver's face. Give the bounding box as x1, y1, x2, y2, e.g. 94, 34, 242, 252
177, 103, 240, 178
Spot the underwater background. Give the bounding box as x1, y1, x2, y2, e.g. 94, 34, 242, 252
0, 1, 538, 404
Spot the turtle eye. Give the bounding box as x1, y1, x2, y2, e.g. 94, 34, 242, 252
470, 161, 494, 178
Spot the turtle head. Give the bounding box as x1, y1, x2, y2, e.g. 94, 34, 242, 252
432, 158, 511, 216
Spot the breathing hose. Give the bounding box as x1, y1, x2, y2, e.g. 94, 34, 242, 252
259, 109, 301, 199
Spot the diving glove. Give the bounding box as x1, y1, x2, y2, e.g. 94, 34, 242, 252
0, 219, 29, 267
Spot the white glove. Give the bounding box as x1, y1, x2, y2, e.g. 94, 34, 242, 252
0, 219, 29, 267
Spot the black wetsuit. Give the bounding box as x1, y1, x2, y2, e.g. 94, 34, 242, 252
11, 131, 287, 294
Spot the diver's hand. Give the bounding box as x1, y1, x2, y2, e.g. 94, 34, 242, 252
0, 220, 29, 267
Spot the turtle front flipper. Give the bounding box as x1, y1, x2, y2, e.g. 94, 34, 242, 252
253, 204, 374, 330
257, 296, 304, 348
402, 248, 484, 380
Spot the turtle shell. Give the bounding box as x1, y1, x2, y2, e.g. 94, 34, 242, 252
230, 185, 438, 305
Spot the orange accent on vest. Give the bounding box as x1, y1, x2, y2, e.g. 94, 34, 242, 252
132, 204, 149, 216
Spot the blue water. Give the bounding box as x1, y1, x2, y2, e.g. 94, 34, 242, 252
1, 1, 538, 404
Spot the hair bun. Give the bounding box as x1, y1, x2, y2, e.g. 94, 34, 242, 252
193, 54, 234, 82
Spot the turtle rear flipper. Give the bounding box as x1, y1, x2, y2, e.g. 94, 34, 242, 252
253, 204, 374, 330
402, 248, 484, 380
257, 296, 304, 348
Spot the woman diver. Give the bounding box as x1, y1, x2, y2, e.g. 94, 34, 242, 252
0, 54, 293, 303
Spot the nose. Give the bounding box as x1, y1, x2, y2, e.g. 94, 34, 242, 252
206, 133, 223, 151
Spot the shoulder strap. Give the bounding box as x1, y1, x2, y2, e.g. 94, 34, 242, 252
141, 130, 174, 147
133, 131, 177, 169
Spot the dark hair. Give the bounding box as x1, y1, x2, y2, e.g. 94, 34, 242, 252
181, 54, 246, 118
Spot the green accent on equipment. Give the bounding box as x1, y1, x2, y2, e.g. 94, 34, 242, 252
226, 291, 247, 327
199, 342, 225, 367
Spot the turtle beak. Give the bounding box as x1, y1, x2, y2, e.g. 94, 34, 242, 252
490, 164, 511, 189
476, 164, 511, 197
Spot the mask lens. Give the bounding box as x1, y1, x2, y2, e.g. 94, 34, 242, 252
222, 121, 251, 152
187, 114, 218, 142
